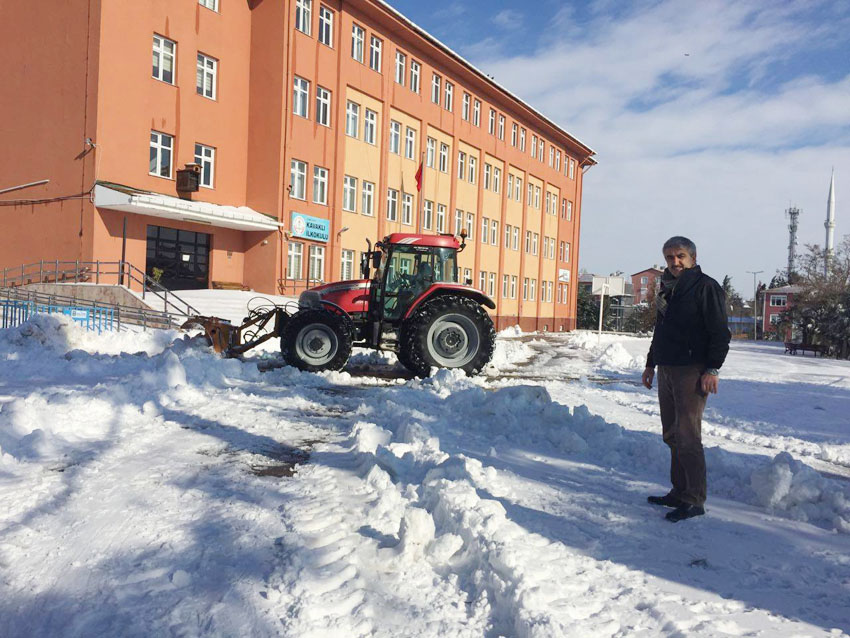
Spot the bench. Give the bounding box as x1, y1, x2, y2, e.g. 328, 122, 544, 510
212, 281, 250, 291
785, 342, 826, 356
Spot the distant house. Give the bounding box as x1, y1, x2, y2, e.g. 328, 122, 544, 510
631, 267, 663, 305
762, 285, 802, 340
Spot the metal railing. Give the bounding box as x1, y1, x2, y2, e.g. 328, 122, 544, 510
0, 260, 199, 317
1, 299, 115, 332
277, 278, 324, 296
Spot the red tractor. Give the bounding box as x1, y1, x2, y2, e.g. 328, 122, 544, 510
189, 232, 496, 377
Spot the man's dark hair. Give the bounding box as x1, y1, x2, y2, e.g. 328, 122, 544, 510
663, 236, 697, 260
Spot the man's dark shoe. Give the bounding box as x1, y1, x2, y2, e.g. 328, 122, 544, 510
647, 494, 683, 508
665, 503, 705, 522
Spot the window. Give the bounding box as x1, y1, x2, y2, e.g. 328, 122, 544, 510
520, 128, 526, 152
498, 115, 505, 140
567, 200, 573, 221
436, 204, 446, 232
345, 101, 359, 137
293, 76, 310, 118
444, 81, 453, 111
402, 194, 413, 225
386, 188, 398, 221
559, 241, 565, 261
462, 93, 470, 120
363, 109, 377, 144
196, 53, 217, 99
308, 245, 325, 282
439, 143, 449, 172
527, 182, 533, 205
564, 242, 570, 261
152, 35, 176, 84
343, 175, 357, 211
295, 0, 312, 35
641, 276, 648, 284
493, 167, 501, 193
530, 279, 536, 301
770, 295, 787, 307
431, 73, 441, 104
351, 24, 364, 62
199, 0, 218, 10
512, 227, 518, 251
488, 109, 496, 134
504, 224, 511, 248
423, 200, 433, 230
361, 181, 374, 216
194, 143, 215, 188
503, 275, 509, 298
510, 276, 517, 299
549, 146, 554, 166
534, 186, 540, 209
389, 120, 401, 154
315, 86, 331, 126
426, 137, 436, 167
507, 174, 514, 200
481, 217, 489, 244
395, 51, 406, 85
410, 60, 420, 93
491, 220, 498, 245
511, 123, 518, 146
479, 271, 487, 292
561, 198, 566, 218
488, 273, 496, 297
405, 127, 416, 160
313, 166, 328, 205
319, 6, 334, 46
464, 268, 472, 284
455, 209, 463, 235
287, 242, 303, 279
532, 233, 538, 256
569, 158, 576, 179
523, 278, 528, 300
539, 139, 544, 160
484, 164, 491, 190
525, 230, 531, 253
515, 177, 522, 201
149, 131, 173, 178
466, 212, 474, 240
468, 156, 477, 184
457, 151, 466, 180
369, 36, 382, 72
290, 159, 307, 199
555, 150, 561, 172
770, 314, 783, 325
531, 134, 537, 158
341, 249, 354, 280
473, 99, 481, 126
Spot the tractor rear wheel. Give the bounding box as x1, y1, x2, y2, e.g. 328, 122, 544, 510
281, 308, 352, 372
400, 295, 495, 377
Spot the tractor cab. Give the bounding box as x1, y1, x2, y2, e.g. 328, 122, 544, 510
368, 233, 461, 322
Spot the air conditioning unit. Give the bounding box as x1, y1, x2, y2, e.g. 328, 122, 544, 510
176, 163, 201, 197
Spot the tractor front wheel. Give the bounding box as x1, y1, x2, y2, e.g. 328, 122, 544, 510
400, 295, 495, 377
281, 309, 352, 372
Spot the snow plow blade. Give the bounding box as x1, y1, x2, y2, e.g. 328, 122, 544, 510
181, 309, 288, 356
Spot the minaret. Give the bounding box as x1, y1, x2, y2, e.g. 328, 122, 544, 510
825, 170, 835, 276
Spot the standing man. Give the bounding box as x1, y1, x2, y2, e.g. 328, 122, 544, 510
641, 236, 731, 522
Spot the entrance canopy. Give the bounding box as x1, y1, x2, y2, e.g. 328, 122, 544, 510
94, 182, 282, 232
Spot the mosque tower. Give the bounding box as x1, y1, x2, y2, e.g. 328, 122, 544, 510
825, 170, 835, 276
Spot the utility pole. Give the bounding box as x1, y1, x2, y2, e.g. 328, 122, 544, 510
746, 270, 763, 340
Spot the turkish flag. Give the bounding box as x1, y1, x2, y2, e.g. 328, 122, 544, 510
414, 161, 423, 192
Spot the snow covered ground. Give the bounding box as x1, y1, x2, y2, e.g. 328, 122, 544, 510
1, 303, 849, 637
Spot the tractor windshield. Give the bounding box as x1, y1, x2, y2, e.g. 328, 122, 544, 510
378, 246, 458, 320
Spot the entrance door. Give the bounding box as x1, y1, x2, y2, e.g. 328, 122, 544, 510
146, 225, 210, 290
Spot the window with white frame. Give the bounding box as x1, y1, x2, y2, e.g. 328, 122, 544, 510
488, 273, 496, 297
199, 0, 218, 11
439, 143, 449, 173
511, 123, 517, 146
423, 200, 433, 230
531, 134, 537, 158
343, 175, 357, 211
293, 76, 310, 118
295, 0, 312, 35
520, 128, 526, 152
455, 209, 463, 235
523, 277, 528, 300
491, 220, 498, 245
549, 146, 554, 166
561, 197, 566, 218
534, 186, 540, 209
538, 139, 544, 160
498, 114, 505, 140
436, 204, 446, 232
530, 278, 536, 301
488, 109, 496, 134
150, 131, 173, 178
287, 242, 303, 279
315, 86, 331, 126
426, 137, 436, 167
507, 174, 514, 200
770, 295, 787, 307
512, 227, 518, 251
313, 166, 328, 204
361, 181, 374, 216
641, 276, 649, 284
525, 230, 531, 253
196, 53, 217, 99
504, 224, 511, 248
351, 24, 364, 62
404, 127, 416, 159
402, 194, 413, 225
290, 159, 307, 199
468, 156, 477, 184
308, 245, 325, 282
532, 232, 538, 255
194, 143, 214, 188
481, 217, 489, 244
479, 271, 486, 292
410, 60, 420, 93
510, 275, 517, 299
483, 164, 491, 190
395, 51, 406, 85
369, 36, 382, 72
493, 167, 500, 193
564, 242, 570, 261
363, 109, 377, 144
466, 212, 474, 241
567, 200, 573, 221
559, 241, 565, 261
569, 158, 575, 179
462, 93, 470, 120
515, 176, 522, 201
345, 101, 359, 137
389, 120, 401, 154
527, 182, 532, 204
152, 35, 176, 84
457, 151, 466, 180
463, 268, 472, 284
444, 81, 453, 111
431, 73, 441, 104
341, 249, 354, 280
318, 6, 333, 46
502, 274, 509, 298
473, 99, 480, 126
386, 188, 398, 221
555, 150, 561, 172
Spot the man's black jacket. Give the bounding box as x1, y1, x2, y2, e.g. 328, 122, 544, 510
646, 266, 731, 370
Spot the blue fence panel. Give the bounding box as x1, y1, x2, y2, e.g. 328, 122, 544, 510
1, 301, 114, 332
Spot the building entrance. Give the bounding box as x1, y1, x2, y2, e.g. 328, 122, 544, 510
145, 225, 210, 290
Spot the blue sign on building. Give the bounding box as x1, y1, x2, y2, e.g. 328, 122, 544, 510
290, 212, 330, 243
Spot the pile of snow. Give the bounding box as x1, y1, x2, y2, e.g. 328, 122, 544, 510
567, 331, 644, 373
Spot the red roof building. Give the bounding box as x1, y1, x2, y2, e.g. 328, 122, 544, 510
631, 267, 663, 306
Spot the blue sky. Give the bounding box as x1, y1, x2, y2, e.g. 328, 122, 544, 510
386, 0, 850, 295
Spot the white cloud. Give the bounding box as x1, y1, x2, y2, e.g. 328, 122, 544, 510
492, 9, 523, 30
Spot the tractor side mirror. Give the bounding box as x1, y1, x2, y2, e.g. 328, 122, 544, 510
371, 251, 382, 269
